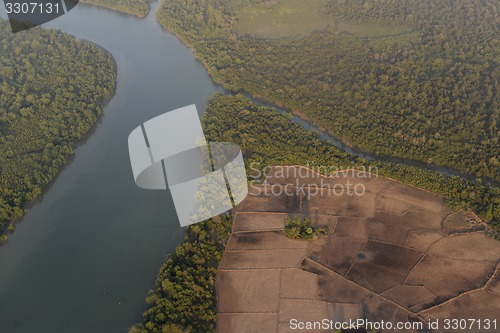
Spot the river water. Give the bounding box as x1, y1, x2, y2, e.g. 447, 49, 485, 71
0, 2, 219, 332
0, 1, 496, 332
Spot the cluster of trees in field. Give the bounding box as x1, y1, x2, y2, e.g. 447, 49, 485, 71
157, 0, 499, 182
284, 216, 328, 240
0, 22, 116, 241
129, 215, 232, 333
81, 0, 152, 17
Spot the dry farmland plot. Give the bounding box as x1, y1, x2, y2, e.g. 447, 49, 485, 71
217, 166, 500, 333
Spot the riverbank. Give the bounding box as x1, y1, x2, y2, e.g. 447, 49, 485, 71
80, 0, 151, 17
129, 215, 233, 333
0, 23, 117, 243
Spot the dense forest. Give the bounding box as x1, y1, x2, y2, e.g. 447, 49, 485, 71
157, 0, 499, 182
0, 22, 116, 241
81, 0, 152, 17
132, 94, 499, 333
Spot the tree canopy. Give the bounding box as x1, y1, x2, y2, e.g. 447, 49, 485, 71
0, 22, 116, 240
157, 0, 499, 182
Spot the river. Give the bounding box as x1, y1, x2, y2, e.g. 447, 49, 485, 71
0, 1, 496, 332
0, 2, 220, 332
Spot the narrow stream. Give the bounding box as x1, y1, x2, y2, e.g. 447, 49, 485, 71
0, 2, 220, 332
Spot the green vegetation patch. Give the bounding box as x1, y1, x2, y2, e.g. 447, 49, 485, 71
284, 215, 328, 239
0, 23, 116, 239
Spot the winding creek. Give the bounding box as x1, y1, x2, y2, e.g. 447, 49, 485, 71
0, 1, 496, 333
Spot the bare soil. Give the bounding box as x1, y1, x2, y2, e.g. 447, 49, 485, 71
216, 166, 499, 332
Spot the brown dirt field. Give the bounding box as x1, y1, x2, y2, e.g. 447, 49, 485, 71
232, 212, 288, 232
372, 210, 410, 226
307, 192, 351, 216
406, 231, 444, 251
428, 233, 500, 263
345, 192, 377, 217
365, 217, 411, 245
333, 217, 368, 239
346, 241, 424, 293
420, 291, 500, 333
278, 299, 330, 324
265, 166, 327, 187
227, 231, 309, 250
317, 236, 366, 275
380, 183, 445, 213
487, 271, 500, 294
409, 299, 438, 314
277, 323, 325, 333
405, 254, 495, 299
401, 207, 445, 230
309, 213, 338, 229
307, 236, 328, 261
218, 313, 277, 333
220, 249, 307, 269
238, 196, 271, 212
247, 184, 271, 196
329, 171, 395, 194
217, 166, 500, 332
329, 303, 364, 322
300, 258, 372, 304
266, 191, 301, 213
280, 269, 319, 299
363, 294, 422, 333
376, 195, 413, 215
443, 211, 473, 232
382, 285, 436, 309
440, 205, 456, 217
217, 270, 281, 313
